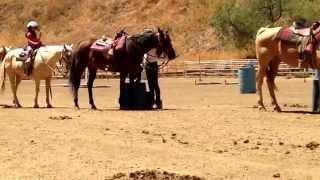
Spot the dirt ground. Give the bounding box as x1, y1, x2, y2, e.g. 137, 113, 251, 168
1, 77, 320, 180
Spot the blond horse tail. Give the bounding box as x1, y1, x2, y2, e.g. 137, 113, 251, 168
0, 60, 6, 92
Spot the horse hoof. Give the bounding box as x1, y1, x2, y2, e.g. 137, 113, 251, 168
74, 106, 80, 110
258, 106, 267, 111
47, 104, 53, 108
15, 104, 22, 108
33, 105, 39, 108
91, 106, 97, 110
273, 106, 282, 112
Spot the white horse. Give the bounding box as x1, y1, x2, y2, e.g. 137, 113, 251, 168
0, 45, 73, 108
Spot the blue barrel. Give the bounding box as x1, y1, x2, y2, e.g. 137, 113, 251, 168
239, 65, 256, 94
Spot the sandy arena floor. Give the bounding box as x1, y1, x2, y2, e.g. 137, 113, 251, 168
0, 77, 320, 180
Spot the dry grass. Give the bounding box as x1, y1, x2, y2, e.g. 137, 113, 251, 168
0, 0, 246, 59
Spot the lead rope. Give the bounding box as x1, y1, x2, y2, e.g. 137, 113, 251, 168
146, 53, 169, 69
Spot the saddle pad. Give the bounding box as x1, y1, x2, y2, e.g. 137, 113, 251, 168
114, 36, 126, 51
277, 27, 304, 44
15, 50, 28, 61
90, 39, 113, 52
289, 26, 310, 36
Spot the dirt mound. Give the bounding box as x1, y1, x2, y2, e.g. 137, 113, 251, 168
106, 170, 205, 180
48, 115, 72, 120
306, 141, 320, 150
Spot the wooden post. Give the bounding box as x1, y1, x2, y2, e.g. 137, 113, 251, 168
198, 54, 202, 82
304, 68, 306, 83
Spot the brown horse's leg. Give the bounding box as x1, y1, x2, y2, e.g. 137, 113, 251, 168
119, 71, 128, 108
69, 59, 86, 110
74, 86, 80, 109
87, 67, 97, 110
266, 59, 281, 112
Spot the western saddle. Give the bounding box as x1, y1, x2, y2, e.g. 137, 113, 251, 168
278, 21, 320, 68
90, 30, 127, 57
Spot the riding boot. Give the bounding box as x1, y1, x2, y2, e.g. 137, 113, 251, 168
24, 58, 31, 75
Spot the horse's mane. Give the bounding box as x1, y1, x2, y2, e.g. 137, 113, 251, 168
129, 32, 154, 41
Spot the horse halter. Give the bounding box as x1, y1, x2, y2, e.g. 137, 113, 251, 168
56, 45, 72, 75
59, 45, 72, 65
152, 32, 170, 66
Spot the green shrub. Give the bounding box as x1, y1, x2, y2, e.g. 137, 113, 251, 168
211, 0, 320, 50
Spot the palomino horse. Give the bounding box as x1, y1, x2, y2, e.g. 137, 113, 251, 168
255, 23, 320, 112
0, 45, 73, 108
69, 28, 176, 109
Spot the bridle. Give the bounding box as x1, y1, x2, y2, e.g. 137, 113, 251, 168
154, 32, 171, 69
56, 46, 72, 75
145, 52, 169, 69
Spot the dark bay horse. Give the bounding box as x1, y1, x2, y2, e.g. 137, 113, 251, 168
69, 28, 176, 109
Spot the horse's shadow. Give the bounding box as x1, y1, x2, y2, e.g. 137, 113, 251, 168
281, 110, 320, 114
96, 108, 179, 112
0, 104, 180, 111
0, 104, 71, 109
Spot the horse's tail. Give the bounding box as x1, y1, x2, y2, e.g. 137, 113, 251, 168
0, 58, 6, 93
68, 54, 83, 96
69, 39, 93, 97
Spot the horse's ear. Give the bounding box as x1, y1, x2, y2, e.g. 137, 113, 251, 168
165, 26, 172, 34
70, 44, 74, 49
63, 44, 67, 51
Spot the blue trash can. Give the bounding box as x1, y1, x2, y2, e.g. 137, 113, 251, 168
239, 65, 256, 94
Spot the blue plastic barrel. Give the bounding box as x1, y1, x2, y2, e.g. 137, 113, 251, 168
239, 65, 256, 94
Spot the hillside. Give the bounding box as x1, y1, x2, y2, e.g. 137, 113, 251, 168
0, 0, 245, 60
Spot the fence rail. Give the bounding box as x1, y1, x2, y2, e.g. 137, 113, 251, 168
52, 59, 315, 79
182, 59, 313, 78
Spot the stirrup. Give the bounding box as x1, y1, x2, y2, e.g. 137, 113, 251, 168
24, 60, 32, 75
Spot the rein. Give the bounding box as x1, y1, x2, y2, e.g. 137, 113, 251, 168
145, 52, 170, 69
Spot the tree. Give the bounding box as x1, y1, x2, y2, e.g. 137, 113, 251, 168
211, 0, 320, 51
